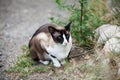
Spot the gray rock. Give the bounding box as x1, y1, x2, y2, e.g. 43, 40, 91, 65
95, 24, 120, 47
104, 32, 120, 54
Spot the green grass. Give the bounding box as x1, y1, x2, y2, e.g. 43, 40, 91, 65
4, 45, 50, 78
4, 45, 71, 78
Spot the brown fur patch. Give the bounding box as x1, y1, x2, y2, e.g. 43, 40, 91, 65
29, 37, 45, 61
29, 23, 58, 61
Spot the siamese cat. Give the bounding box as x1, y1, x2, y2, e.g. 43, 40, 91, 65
29, 22, 72, 67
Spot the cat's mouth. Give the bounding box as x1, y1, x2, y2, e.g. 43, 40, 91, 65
62, 43, 68, 46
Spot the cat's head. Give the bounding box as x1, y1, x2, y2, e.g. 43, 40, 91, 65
48, 22, 72, 45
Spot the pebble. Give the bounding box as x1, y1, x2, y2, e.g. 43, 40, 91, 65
0, 51, 3, 68
0, 64, 3, 68
0, 52, 2, 56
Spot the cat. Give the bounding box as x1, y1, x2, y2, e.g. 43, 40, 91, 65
29, 22, 72, 67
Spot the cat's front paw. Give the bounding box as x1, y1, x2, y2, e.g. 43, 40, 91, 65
39, 60, 50, 65
53, 62, 61, 68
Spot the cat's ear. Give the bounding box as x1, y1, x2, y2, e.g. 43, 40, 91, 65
48, 26, 58, 34
65, 21, 72, 31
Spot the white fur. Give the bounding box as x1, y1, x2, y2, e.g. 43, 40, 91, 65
46, 35, 72, 67
45, 34, 72, 60
37, 32, 72, 67
48, 53, 61, 67
63, 34, 68, 45
39, 60, 49, 65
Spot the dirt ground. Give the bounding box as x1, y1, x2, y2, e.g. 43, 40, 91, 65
0, 0, 76, 79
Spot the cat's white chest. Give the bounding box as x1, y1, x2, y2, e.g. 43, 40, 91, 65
46, 39, 72, 60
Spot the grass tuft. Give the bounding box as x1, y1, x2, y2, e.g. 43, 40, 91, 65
4, 45, 50, 78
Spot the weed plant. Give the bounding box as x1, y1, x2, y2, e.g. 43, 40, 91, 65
4, 45, 50, 78
50, 0, 107, 47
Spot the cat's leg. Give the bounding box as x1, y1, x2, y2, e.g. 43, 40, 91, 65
61, 60, 66, 65
37, 53, 50, 65
49, 55, 61, 67
39, 60, 50, 65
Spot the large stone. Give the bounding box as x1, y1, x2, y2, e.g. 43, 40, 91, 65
95, 24, 120, 47
104, 32, 120, 54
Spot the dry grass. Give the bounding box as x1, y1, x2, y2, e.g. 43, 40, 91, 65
4, 45, 120, 80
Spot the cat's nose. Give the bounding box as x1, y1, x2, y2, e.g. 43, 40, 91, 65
63, 39, 68, 45
63, 42, 68, 45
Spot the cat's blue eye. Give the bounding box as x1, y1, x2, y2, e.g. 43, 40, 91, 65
57, 36, 62, 40
56, 36, 63, 44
